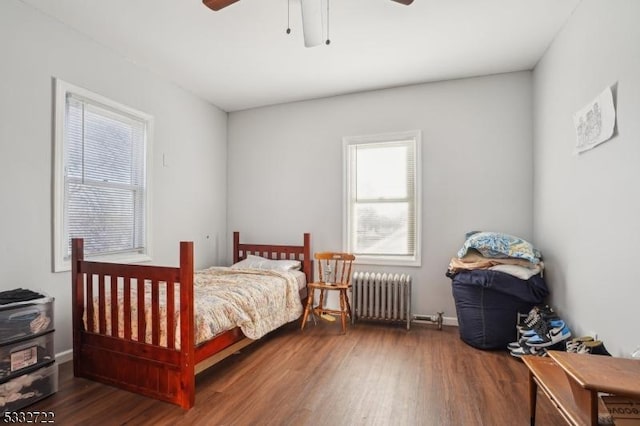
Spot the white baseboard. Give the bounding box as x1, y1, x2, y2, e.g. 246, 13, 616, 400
52, 316, 458, 363
56, 349, 73, 364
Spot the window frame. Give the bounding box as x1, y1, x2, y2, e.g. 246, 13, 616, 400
53, 78, 153, 272
342, 130, 422, 267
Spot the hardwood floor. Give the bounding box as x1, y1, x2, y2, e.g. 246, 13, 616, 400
29, 322, 566, 425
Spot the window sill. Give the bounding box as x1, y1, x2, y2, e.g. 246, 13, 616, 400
353, 256, 421, 268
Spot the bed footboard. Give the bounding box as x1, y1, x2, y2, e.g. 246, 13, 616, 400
71, 239, 195, 409
70, 232, 312, 409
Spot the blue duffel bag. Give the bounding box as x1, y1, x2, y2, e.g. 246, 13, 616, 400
450, 269, 549, 350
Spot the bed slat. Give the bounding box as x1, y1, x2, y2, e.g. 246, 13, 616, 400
151, 280, 160, 346
111, 276, 118, 337
137, 277, 146, 343
98, 274, 106, 334
167, 281, 175, 350
124, 277, 131, 340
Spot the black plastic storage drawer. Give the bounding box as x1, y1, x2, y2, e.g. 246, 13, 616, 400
0, 297, 54, 345
0, 362, 58, 414
0, 331, 55, 383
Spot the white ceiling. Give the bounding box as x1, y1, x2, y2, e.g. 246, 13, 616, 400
21, 0, 581, 112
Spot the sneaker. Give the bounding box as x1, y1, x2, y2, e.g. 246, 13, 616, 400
516, 306, 542, 333
565, 336, 595, 352
574, 340, 611, 356
526, 323, 572, 348
517, 306, 560, 335
522, 319, 565, 337
508, 319, 566, 350
508, 328, 543, 350
509, 343, 547, 358
507, 341, 521, 350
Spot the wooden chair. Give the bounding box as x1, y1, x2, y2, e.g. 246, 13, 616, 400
300, 252, 355, 334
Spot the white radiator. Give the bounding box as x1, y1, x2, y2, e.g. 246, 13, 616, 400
351, 272, 411, 330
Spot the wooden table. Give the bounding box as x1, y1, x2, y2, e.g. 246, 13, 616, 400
522, 351, 640, 425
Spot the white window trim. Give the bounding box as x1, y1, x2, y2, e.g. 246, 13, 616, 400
342, 130, 422, 267
53, 78, 154, 272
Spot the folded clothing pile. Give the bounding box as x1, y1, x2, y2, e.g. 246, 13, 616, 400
0, 289, 46, 305
447, 231, 549, 350
448, 231, 544, 279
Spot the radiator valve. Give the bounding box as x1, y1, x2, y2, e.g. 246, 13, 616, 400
412, 312, 444, 330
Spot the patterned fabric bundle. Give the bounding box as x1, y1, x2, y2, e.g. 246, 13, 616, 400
448, 231, 543, 279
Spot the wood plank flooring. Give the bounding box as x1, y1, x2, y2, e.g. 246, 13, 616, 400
29, 322, 566, 425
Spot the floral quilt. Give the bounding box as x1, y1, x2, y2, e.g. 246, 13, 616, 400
456, 231, 541, 264
84, 267, 303, 348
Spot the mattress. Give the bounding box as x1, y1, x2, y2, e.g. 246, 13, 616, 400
289, 270, 307, 291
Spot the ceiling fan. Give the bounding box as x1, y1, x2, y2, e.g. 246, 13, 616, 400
202, 0, 414, 47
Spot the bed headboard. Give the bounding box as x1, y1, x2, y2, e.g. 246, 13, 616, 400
233, 232, 313, 283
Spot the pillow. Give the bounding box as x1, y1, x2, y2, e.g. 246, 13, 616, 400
231, 254, 301, 271
489, 264, 541, 280
457, 231, 541, 264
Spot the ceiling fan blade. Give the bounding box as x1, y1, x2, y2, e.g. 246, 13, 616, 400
300, 0, 324, 47
202, 0, 241, 11
391, 0, 414, 5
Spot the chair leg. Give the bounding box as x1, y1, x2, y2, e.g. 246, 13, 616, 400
344, 289, 352, 318
301, 288, 314, 331
339, 289, 347, 334
318, 289, 326, 317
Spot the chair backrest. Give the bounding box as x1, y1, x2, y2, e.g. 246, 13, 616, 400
314, 252, 355, 285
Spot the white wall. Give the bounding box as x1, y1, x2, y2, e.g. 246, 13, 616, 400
228, 72, 534, 321
533, 0, 640, 356
11, 0, 634, 360
0, 0, 227, 356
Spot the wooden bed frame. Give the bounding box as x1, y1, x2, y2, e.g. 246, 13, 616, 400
71, 232, 312, 409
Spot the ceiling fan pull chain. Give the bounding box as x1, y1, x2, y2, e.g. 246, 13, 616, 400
286, 0, 291, 34
325, 0, 331, 45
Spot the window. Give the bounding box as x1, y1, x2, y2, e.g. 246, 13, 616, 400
53, 79, 153, 272
343, 130, 421, 266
